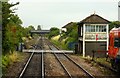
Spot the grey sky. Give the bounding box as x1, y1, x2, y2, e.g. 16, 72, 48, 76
9, 0, 120, 29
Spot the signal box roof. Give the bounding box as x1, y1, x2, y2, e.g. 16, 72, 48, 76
62, 22, 77, 28
78, 14, 110, 25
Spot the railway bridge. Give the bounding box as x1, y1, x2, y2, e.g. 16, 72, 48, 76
30, 30, 50, 34
30, 30, 50, 37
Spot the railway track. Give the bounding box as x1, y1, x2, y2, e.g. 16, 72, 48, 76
18, 37, 95, 78
45, 39, 95, 78
18, 37, 44, 78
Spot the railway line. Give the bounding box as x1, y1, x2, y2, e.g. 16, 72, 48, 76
18, 37, 96, 78
45, 39, 95, 78
19, 53, 42, 77
18, 37, 44, 78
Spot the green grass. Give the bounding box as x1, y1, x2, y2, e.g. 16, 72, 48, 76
50, 39, 68, 50
95, 57, 111, 66
2, 51, 25, 69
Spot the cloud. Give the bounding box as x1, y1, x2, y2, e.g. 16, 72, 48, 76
8, 0, 118, 29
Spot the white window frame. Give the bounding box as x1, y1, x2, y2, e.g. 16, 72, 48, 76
85, 24, 107, 33
84, 24, 108, 41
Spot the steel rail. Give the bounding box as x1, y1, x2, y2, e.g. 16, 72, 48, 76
53, 53, 72, 78
18, 51, 34, 78
47, 43, 72, 78
47, 39, 95, 78
41, 35, 45, 78
42, 50, 44, 78
63, 53, 95, 78
19, 37, 43, 78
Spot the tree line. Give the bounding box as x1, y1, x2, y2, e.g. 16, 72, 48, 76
2, 1, 35, 54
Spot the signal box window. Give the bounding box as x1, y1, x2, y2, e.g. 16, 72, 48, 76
85, 25, 106, 32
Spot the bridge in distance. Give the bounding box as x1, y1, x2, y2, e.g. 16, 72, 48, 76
30, 30, 50, 34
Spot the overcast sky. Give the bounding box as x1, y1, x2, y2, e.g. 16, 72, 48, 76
9, 0, 120, 29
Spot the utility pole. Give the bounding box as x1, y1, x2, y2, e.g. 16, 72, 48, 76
118, 1, 120, 21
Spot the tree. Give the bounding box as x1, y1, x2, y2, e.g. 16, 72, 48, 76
27, 25, 35, 30
2, 2, 32, 54
48, 27, 59, 39
60, 22, 78, 50
25, 25, 35, 37
10, 14, 22, 26
109, 21, 120, 31
2, 2, 20, 53
37, 25, 41, 30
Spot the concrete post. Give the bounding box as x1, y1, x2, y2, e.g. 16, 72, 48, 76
83, 24, 86, 57
118, 1, 120, 21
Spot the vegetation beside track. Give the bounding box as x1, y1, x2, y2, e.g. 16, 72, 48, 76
2, 51, 26, 71
48, 22, 78, 50
79, 56, 117, 75
2, 1, 35, 54
50, 38, 68, 50
82, 55, 111, 67
2, 35, 39, 68
2, 1, 36, 72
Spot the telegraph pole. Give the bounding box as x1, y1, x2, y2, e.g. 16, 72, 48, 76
118, 1, 120, 21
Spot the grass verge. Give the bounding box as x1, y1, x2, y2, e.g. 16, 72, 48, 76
2, 51, 25, 70
50, 39, 68, 50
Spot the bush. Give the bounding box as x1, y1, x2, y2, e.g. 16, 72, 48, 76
51, 39, 68, 50
2, 51, 23, 68
48, 27, 60, 39
2, 55, 10, 68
